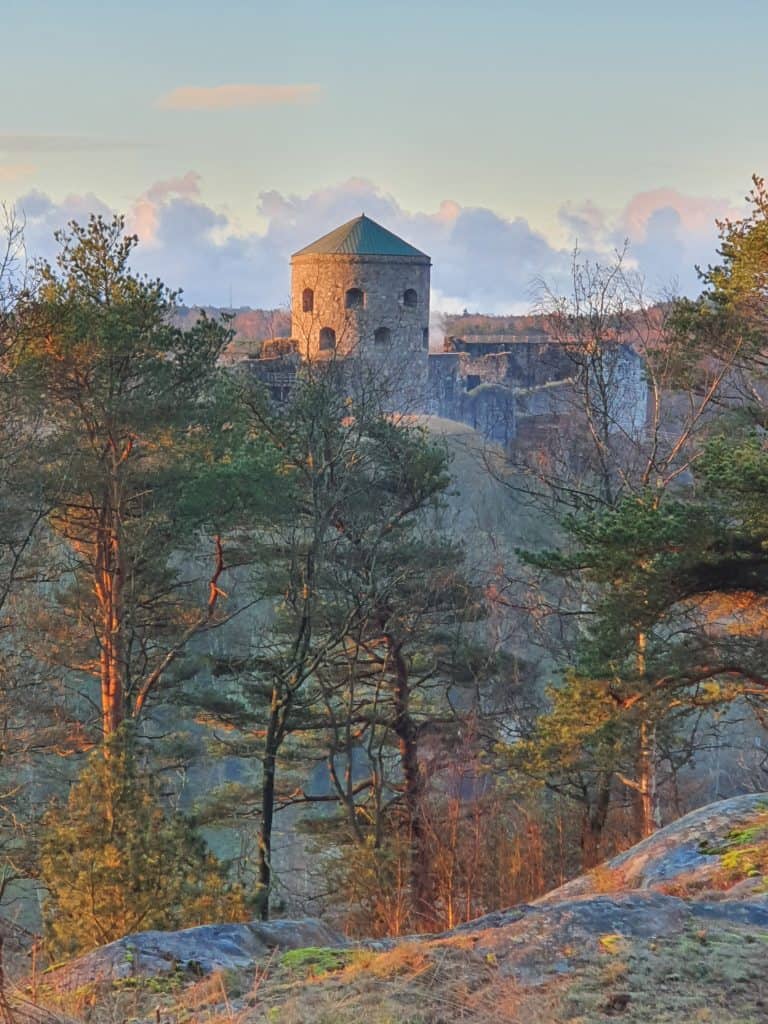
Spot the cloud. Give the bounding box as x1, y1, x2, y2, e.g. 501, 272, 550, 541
16, 190, 113, 269
250, 180, 570, 313
616, 188, 741, 293
621, 188, 736, 240
15, 176, 733, 312
144, 172, 202, 203
128, 172, 203, 244
156, 84, 321, 111
0, 135, 150, 153
558, 199, 609, 249
557, 187, 741, 296
0, 163, 35, 183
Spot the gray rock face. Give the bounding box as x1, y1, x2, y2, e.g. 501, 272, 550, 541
607, 792, 768, 881
43, 918, 346, 992
538, 791, 768, 902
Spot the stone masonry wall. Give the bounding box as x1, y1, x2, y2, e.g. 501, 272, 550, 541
291, 252, 431, 363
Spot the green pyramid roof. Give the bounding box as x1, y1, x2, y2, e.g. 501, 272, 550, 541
292, 215, 428, 259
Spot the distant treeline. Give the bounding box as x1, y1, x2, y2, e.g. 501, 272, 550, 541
174, 305, 292, 355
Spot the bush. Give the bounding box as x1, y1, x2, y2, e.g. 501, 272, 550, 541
40, 727, 247, 958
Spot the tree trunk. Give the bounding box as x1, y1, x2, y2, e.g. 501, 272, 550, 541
634, 631, 659, 838
95, 493, 125, 742
636, 719, 660, 838
255, 688, 284, 921
580, 772, 611, 869
389, 637, 432, 925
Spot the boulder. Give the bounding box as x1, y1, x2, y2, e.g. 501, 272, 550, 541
41, 918, 346, 992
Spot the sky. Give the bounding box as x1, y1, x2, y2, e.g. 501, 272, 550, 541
2, 0, 767, 311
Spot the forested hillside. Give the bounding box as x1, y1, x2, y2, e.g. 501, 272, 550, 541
2, 179, 768, 1022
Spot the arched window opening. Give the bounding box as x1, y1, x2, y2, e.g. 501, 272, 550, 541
422, 327, 429, 350
345, 287, 364, 309
374, 327, 392, 346
403, 288, 418, 308
319, 327, 336, 351
302, 288, 314, 313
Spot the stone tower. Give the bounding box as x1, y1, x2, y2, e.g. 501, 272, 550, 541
290, 216, 431, 376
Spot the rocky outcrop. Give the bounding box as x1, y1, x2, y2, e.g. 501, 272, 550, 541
33, 796, 768, 1023
434, 890, 768, 986
40, 918, 346, 992
538, 791, 768, 903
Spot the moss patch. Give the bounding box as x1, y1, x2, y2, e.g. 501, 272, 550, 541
280, 947, 354, 974
699, 808, 768, 889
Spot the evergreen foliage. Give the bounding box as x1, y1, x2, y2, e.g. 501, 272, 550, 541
11, 214, 277, 738
195, 363, 486, 924
510, 178, 768, 855
40, 726, 247, 957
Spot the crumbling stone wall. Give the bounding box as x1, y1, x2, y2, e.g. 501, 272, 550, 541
426, 340, 646, 446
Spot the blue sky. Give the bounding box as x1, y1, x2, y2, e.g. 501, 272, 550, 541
2, 0, 766, 310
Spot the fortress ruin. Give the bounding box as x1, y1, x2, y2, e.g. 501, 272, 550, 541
249, 214, 647, 445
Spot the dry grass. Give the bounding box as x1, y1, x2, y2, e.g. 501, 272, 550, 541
282, 926, 768, 1024
14, 911, 768, 1024
234, 942, 569, 1024
561, 925, 768, 1023
584, 865, 627, 895
17, 942, 567, 1024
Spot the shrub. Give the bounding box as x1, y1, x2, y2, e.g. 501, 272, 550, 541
40, 727, 247, 957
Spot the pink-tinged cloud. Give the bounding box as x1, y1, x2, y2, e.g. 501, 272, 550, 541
0, 163, 35, 183
145, 171, 201, 203
620, 188, 740, 240
156, 84, 321, 111
434, 199, 461, 224
127, 172, 203, 244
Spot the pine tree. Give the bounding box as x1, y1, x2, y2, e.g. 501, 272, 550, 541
196, 362, 478, 924
13, 214, 271, 739
40, 726, 246, 958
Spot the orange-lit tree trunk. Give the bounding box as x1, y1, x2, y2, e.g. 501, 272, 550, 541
636, 719, 660, 838
97, 537, 125, 739
634, 632, 659, 839
91, 450, 128, 741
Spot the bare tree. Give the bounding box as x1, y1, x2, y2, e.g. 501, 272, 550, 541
493, 247, 747, 850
